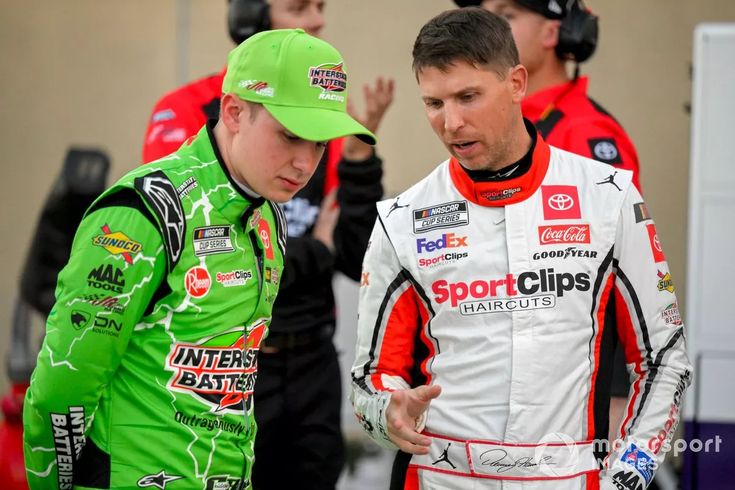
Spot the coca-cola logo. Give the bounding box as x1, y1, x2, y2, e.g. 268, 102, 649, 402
548, 193, 574, 211
538, 224, 590, 245
185, 266, 211, 298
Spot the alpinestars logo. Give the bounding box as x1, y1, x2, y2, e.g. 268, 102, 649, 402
166, 321, 267, 414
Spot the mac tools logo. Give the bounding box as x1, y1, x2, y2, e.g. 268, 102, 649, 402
541, 185, 581, 220
166, 321, 267, 414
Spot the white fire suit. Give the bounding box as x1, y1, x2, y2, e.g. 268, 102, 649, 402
351, 134, 692, 490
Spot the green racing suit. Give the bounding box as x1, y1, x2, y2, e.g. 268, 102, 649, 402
23, 122, 286, 490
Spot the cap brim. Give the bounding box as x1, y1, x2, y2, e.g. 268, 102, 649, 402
263, 104, 376, 145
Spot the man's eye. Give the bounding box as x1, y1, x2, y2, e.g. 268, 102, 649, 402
425, 100, 442, 109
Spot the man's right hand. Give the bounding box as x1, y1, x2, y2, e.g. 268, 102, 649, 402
386, 384, 441, 454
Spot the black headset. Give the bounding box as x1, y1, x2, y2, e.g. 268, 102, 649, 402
227, 0, 271, 45
555, 0, 598, 63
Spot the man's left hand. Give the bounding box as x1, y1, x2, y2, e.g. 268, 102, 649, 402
342, 76, 395, 161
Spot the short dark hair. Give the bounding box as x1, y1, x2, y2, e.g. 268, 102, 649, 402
412, 7, 520, 77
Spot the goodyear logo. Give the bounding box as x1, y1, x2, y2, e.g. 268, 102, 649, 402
92, 224, 142, 264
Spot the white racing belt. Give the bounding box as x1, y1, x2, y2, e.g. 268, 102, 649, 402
411, 432, 599, 481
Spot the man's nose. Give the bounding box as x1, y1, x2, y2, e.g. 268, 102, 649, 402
293, 144, 324, 175
443, 103, 465, 133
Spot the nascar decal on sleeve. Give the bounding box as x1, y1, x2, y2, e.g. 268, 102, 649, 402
92, 224, 142, 264
166, 321, 267, 414
192, 226, 235, 256
413, 201, 469, 233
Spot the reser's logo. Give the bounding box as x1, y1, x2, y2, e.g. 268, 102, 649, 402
416, 233, 468, 254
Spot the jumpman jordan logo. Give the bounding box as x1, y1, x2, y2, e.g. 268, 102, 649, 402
386, 197, 409, 217
432, 443, 457, 469
596, 171, 622, 191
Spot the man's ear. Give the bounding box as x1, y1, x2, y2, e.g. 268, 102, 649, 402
542, 19, 562, 49
220, 93, 244, 133
509, 63, 528, 103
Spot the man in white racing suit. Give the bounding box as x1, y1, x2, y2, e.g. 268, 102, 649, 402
351, 8, 691, 490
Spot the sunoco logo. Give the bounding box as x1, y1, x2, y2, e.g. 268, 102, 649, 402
92, 224, 142, 264
166, 321, 267, 414
432, 268, 590, 314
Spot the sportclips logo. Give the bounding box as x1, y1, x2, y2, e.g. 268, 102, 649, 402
166, 322, 267, 414
432, 268, 590, 315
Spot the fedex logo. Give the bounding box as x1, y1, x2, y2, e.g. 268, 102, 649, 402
416, 233, 468, 254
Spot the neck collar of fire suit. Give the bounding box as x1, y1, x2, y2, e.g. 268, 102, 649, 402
204, 120, 266, 221
522, 76, 588, 121
459, 118, 537, 182
449, 120, 550, 207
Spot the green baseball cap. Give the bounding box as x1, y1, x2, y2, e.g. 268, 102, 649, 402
222, 28, 376, 145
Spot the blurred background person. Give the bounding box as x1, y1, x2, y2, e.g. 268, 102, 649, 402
142, 1, 394, 489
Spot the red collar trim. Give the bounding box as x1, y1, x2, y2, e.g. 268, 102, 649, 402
449, 135, 551, 207
522, 76, 588, 120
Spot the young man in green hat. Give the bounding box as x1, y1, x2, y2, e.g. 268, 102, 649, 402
23, 28, 373, 490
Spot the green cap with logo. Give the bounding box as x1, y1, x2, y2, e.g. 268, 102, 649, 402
222, 28, 376, 145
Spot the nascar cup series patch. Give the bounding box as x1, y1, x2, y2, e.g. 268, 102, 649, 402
192, 226, 235, 256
